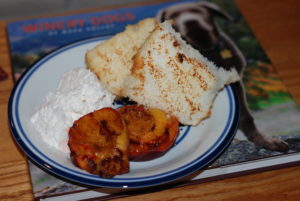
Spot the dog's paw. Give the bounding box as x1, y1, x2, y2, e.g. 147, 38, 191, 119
252, 135, 289, 153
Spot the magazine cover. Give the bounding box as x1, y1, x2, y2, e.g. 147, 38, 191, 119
6, 0, 300, 200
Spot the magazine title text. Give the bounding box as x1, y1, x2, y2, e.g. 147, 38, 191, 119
22, 12, 136, 33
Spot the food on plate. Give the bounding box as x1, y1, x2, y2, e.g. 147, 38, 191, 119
86, 18, 157, 96
31, 17, 238, 178
118, 105, 179, 161
68, 108, 129, 178
124, 20, 240, 126
68, 104, 179, 177
30, 68, 115, 153
86, 18, 239, 126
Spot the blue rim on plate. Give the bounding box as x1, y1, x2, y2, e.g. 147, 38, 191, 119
8, 37, 240, 188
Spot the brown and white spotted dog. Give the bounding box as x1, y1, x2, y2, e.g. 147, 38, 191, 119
157, 1, 289, 152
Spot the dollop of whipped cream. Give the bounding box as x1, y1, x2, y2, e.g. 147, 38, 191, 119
30, 67, 115, 153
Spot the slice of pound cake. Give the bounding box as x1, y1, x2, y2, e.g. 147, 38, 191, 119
86, 18, 157, 96
124, 20, 240, 126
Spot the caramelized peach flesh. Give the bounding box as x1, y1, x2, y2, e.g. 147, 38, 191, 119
68, 108, 129, 178
118, 105, 179, 161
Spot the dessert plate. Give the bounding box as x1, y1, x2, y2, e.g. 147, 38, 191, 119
8, 36, 240, 188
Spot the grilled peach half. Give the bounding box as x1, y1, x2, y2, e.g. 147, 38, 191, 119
68, 108, 129, 178
118, 105, 179, 161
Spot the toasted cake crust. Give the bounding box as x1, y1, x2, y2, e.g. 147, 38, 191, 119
86, 18, 157, 96
124, 21, 240, 125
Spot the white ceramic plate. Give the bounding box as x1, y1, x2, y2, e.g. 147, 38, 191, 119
8, 36, 240, 188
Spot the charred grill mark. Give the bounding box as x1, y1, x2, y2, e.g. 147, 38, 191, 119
177, 53, 184, 63
87, 158, 97, 172
114, 48, 123, 55
100, 120, 107, 128
96, 50, 111, 63
176, 53, 187, 63
173, 40, 180, 48
184, 96, 196, 115
99, 149, 123, 178
132, 53, 145, 82
192, 70, 208, 91
99, 120, 109, 136
160, 33, 168, 40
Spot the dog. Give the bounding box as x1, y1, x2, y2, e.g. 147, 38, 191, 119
157, 1, 289, 152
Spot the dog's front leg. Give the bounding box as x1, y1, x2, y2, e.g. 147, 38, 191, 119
236, 81, 289, 152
